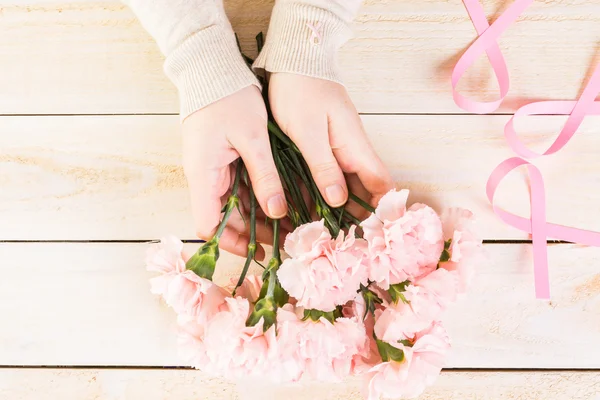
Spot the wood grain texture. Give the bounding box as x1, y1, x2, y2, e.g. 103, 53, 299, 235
0, 369, 599, 400
1, 115, 599, 240
1, 242, 599, 367
1, 0, 599, 114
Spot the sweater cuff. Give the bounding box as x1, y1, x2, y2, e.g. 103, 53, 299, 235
164, 25, 261, 121
252, 2, 353, 84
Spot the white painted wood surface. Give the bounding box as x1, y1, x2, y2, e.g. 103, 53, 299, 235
1, 243, 598, 368
0, 369, 598, 400
2, 0, 600, 398
2, 115, 600, 240
1, 0, 600, 114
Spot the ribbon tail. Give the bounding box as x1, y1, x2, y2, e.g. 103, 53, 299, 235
527, 164, 551, 299
487, 158, 551, 299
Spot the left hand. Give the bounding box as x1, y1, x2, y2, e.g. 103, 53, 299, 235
268, 73, 394, 218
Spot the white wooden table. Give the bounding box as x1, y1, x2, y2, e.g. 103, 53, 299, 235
1, 1, 600, 399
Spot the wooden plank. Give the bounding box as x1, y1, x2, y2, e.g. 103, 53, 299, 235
1, 115, 600, 240
0, 369, 599, 400
1, 1, 600, 114
0, 243, 599, 367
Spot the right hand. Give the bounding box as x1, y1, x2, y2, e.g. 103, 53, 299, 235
182, 85, 287, 260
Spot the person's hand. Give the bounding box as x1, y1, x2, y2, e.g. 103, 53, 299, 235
182, 85, 287, 260
268, 73, 394, 218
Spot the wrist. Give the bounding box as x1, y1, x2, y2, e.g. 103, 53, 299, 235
252, 2, 355, 84
165, 25, 261, 121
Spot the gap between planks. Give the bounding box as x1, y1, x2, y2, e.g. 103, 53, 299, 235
0, 240, 570, 244
0, 113, 575, 117
1, 366, 599, 372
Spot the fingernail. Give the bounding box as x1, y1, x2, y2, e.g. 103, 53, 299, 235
267, 194, 287, 218
325, 184, 347, 207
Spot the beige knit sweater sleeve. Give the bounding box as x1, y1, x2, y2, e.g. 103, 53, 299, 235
123, 0, 362, 120
253, 0, 363, 83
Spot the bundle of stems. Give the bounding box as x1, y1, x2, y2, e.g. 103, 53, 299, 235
186, 33, 375, 329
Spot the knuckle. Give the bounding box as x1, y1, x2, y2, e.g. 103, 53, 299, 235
245, 134, 270, 151
312, 160, 341, 178
251, 168, 280, 189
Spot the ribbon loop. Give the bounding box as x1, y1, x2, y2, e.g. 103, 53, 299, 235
452, 0, 533, 114
456, 0, 600, 299
505, 65, 600, 159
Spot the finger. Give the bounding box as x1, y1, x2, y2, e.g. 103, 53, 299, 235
187, 165, 232, 240
345, 173, 372, 222
279, 216, 294, 233
328, 110, 394, 205
288, 117, 348, 207
228, 130, 287, 219
255, 244, 266, 262
227, 210, 276, 245
218, 226, 266, 261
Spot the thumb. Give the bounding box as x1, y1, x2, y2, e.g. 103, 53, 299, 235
229, 130, 287, 219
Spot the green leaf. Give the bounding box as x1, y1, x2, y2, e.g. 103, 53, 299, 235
439, 239, 452, 263
258, 277, 288, 307
257, 258, 288, 307
375, 338, 405, 362
246, 297, 276, 331
361, 286, 383, 320
387, 280, 411, 304
185, 238, 219, 280
303, 307, 342, 324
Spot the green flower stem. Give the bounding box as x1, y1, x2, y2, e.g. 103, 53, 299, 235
297, 157, 321, 203
293, 157, 341, 234
246, 219, 286, 331
232, 182, 257, 295
185, 162, 244, 280
214, 161, 243, 239
317, 200, 341, 236
271, 135, 311, 225
266, 269, 277, 299
277, 148, 312, 224
349, 192, 376, 214
235, 34, 254, 66
344, 212, 363, 227
256, 32, 264, 52
271, 218, 281, 262
267, 121, 300, 153
266, 218, 281, 300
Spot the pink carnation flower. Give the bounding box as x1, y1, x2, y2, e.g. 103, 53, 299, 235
362, 190, 444, 290
276, 304, 369, 382
176, 314, 212, 372
439, 208, 484, 293
284, 220, 332, 261
374, 299, 432, 343
202, 297, 281, 380
176, 277, 299, 383
404, 267, 459, 323
145, 236, 228, 319
342, 294, 381, 373
278, 221, 369, 312
367, 322, 450, 400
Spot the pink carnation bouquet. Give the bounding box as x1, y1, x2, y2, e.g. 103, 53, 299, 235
145, 35, 485, 399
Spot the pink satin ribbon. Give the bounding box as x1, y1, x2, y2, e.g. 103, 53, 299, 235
452, 0, 600, 298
